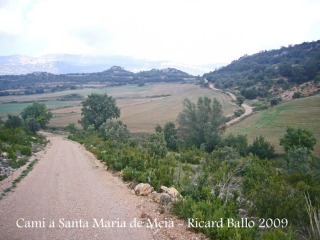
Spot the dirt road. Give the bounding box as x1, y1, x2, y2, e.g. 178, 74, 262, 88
206, 80, 253, 125
0, 133, 202, 240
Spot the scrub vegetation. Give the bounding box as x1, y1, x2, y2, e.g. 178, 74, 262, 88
68, 93, 320, 239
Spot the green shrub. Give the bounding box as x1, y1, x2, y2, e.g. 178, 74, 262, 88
292, 91, 301, 99
122, 166, 147, 182
249, 136, 275, 159
243, 158, 307, 225
233, 108, 245, 117
287, 147, 311, 175
179, 148, 203, 164
219, 134, 248, 156
259, 228, 295, 240
252, 101, 269, 111
8, 158, 27, 169
19, 146, 32, 156
69, 121, 318, 240
173, 197, 256, 239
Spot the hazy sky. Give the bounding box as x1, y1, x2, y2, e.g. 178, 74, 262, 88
1, 0, 320, 65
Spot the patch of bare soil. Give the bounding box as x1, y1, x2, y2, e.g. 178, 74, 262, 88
281, 81, 320, 101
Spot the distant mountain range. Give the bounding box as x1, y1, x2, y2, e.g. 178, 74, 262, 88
0, 54, 221, 76
0, 65, 198, 95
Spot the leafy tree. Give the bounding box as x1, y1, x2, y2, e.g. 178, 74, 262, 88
279, 63, 292, 77
163, 122, 178, 151
99, 119, 131, 144
280, 127, 316, 153
240, 88, 258, 99
236, 96, 245, 106
219, 134, 248, 156
314, 75, 320, 83
25, 117, 40, 132
219, 146, 240, 161
292, 91, 301, 99
178, 97, 226, 151
80, 93, 120, 130
270, 97, 281, 107
290, 66, 308, 83
303, 60, 318, 80
5, 115, 23, 128
21, 102, 52, 128
146, 132, 167, 157
287, 147, 311, 174
249, 136, 275, 159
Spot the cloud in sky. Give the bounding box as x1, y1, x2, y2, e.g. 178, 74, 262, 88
0, 0, 320, 65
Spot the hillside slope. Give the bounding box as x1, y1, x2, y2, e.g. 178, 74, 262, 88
226, 94, 320, 156
204, 40, 320, 101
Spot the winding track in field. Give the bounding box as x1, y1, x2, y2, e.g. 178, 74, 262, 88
206, 80, 253, 126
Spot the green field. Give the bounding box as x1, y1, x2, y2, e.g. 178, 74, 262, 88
226, 94, 320, 156
0, 101, 82, 116
0, 85, 155, 116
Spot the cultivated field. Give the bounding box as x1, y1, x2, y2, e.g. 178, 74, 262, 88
226, 94, 320, 156
0, 83, 239, 133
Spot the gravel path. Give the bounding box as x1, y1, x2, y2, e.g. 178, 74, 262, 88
206, 80, 253, 125
0, 133, 206, 240
0, 133, 156, 240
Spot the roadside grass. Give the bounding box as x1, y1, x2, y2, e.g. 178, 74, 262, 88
226, 94, 320, 156
305, 193, 320, 240
0, 159, 39, 200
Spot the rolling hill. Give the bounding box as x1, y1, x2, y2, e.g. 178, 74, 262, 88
226, 94, 320, 156
203, 40, 320, 102
0, 66, 196, 96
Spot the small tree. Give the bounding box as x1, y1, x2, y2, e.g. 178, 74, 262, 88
270, 98, 281, 107
220, 134, 248, 156
80, 93, 120, 130
292, 91, 301, 99
21, 102, 52, 128
178, 97, 225, 151
5, 115, 23, 128
280, 127, 316, 153
287, 147, 311, 174
99, 119, 131, 144
249, 136, 275, 159
163, 122, 178, 151
25, 117, 40, 133
146, 132, 167, 157
236, 96, 245, 106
